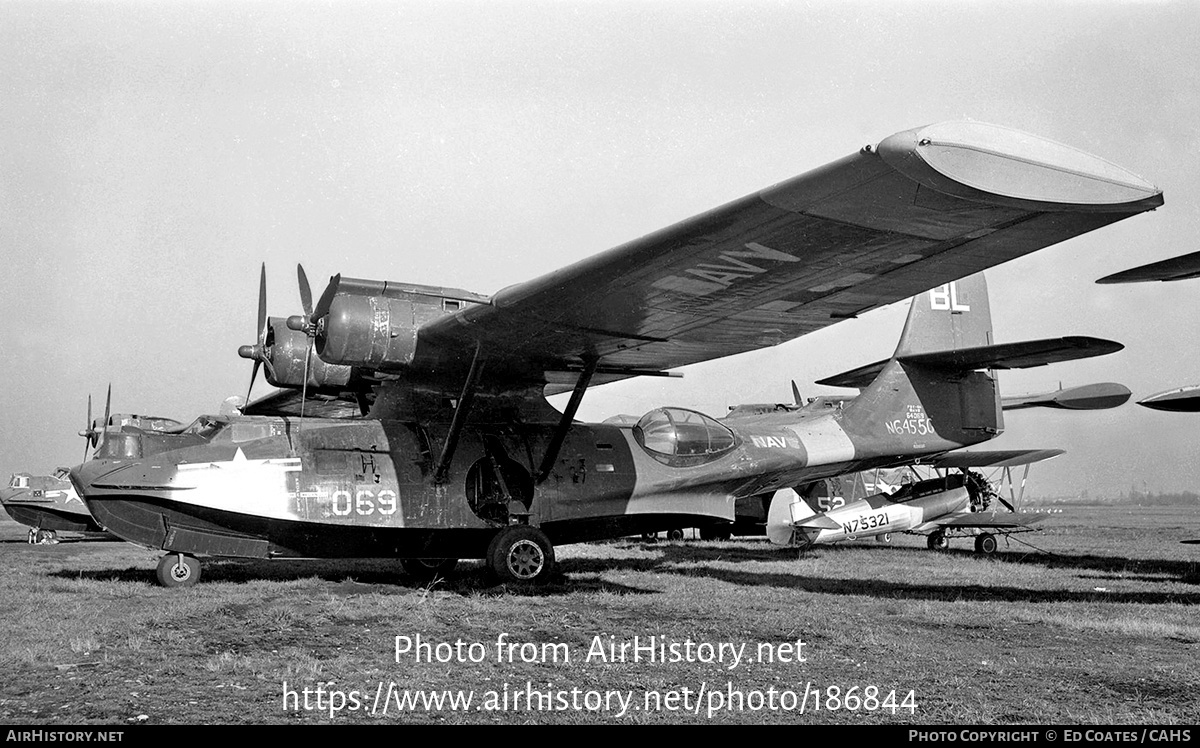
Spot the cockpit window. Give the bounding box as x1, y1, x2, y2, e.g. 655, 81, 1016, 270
181, 416, 228, 439
633, 408, 738, 467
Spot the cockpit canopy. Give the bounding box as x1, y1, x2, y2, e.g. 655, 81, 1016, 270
633, 407, 738, 467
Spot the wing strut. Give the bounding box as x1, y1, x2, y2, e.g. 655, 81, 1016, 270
434, 343, 486, 483
537, 357, 599, 484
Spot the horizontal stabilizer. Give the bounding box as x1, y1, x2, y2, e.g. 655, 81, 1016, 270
930, 449, 1064, 469
818, 337, 1123, 389
792, 514, 842, 530
1002, 382, 1132, 411
1138, 384, 1200, 412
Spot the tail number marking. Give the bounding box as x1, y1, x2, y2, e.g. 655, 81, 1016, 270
929, 282, 970, 312
327, 489, 399, 517
842, 511, 889, 535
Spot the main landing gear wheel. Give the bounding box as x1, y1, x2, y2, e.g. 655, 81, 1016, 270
36, 529, 58, 544
156, 553, 201, 588
487, 526, 555, 585
877, 533, 893, 544
927, 530, 949, 551
667, 529, 685, 541
974, 533, 998, 554
401, 557, 458, 582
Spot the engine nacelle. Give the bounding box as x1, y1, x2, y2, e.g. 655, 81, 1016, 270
316, 294, 419, 369
264, 318, 353, 389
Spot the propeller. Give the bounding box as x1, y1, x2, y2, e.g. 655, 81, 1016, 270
78, 385, 112, 460
791, 380, 803, 407
237, 263, 275, 408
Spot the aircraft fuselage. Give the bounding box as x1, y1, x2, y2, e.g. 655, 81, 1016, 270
71, 398, 984, 562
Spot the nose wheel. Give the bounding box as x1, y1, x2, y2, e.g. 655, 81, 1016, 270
156, 553, 201, 588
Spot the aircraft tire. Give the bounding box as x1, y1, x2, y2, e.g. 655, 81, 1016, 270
488, 526, 555, 585
641, 532, 658, 541
878, 533, 893, 544
974, 533, 998, 554
927, 530, 949, 551
156, 553, 201, 588
401, 557, 458, 582
36, 529, 58, 544
667, 528, 685, 541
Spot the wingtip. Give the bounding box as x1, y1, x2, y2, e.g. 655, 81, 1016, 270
878, 120, 1163, 210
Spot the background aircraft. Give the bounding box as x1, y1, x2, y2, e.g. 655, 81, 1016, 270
1, 469, 102, 543
721, 382, 1128, 538
766, 450, 1059, 553
1097, 249, 1200, 412
69, 121, 1161, 587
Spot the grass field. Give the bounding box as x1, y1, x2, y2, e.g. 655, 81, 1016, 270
0, 504, 1196, 725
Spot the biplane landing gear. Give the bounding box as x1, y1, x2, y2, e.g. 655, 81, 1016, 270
488, 526, 555, 585
401, 557, 458, 582
156, 553, 201, 588
974, 533, 998, 555
927, 530, 949, 551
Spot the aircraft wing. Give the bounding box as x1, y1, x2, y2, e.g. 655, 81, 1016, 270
928, 449, 1064, 469
934, 513, 1049, 529
1001, 382, 1131, 411
1137, 385, 1200, 412
1096, 249, 1200, 284
411, 121, 1161, 389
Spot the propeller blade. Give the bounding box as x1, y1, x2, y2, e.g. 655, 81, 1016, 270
99, 384, 112, 452
82, 394, 92, 461
300, 341, 312, 422
245, 359, 261, 410
791, 380, 803, 406
313, 273, 341, 322
257, 262, 268, 347
998, 496, 1017, 512
297, 264, 313, 320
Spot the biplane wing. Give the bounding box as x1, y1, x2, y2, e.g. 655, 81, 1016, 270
407, 121, 1160, 389
933, 513, 1048, 529
928, 449, 1064, 470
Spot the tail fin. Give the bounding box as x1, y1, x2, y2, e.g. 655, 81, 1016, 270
894, 273, 993, 357
837, 272, 1122, 452
842, 273, 1003, 450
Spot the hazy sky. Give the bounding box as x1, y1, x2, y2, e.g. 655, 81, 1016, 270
2, 0, 1197, 497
